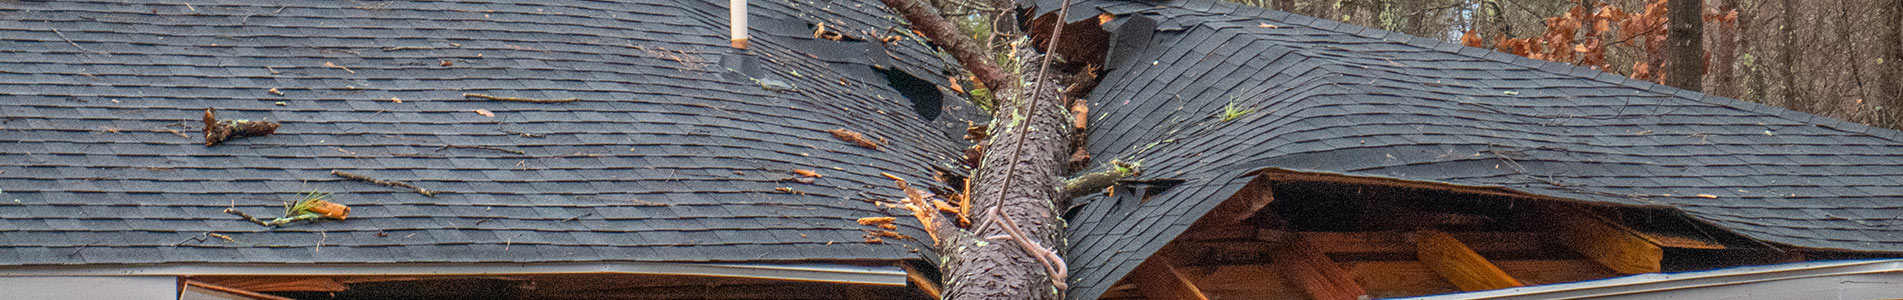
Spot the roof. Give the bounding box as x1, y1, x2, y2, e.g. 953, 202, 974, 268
0, 0, 971, 267
1050, 0, 1903, 298
1403, 259, 1903, 299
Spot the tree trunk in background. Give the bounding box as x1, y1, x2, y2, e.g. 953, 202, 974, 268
1780, 0, 1801, 109
1885, 0, 1903, 125
1666, 0, 1705, 91
1706, 0, 1739, 98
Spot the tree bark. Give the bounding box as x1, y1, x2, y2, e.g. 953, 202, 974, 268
879, 0, 1015, 92
940, 54, 1072, 299
1665, 0, 1705, 91
1706, 0, 1739, 98
878, 0, 1077, 299
1884, 0, 1903, 126
1780, 0, 1802, 109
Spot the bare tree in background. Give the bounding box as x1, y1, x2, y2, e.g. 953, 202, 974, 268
1665, 0, 1704, 90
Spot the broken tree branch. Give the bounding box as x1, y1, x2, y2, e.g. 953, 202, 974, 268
331, 170, 437, 197
463, 93, 579, 103
202, 108, 281, 146
877, 0, 1013, 92
224, 208, 272, 226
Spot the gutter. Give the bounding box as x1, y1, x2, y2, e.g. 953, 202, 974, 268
0, 261, 907, 286
1401, 259, 1903, 299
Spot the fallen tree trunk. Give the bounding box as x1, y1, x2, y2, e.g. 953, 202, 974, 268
938, 52, 1073, 299
878, 0, 1078, 299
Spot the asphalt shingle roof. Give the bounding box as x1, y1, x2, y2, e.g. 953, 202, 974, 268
0, 0, 968, 265
1050, 0, 1903, 298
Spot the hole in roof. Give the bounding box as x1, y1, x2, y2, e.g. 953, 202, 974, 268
807, 22, 866, 42
872, 66, 943, 121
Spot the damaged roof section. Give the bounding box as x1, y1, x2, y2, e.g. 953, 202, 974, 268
0, 0, 972, 267
1051, 0, 1903, 298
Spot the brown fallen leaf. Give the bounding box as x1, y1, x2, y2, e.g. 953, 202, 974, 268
856, 217, 897, 225
323, 61, 355, 73
390, 97, 402, 103
267, 88, 284, 96
473, 109, 494, 117
793, 169, 822, 178
1696, 194, 1718, 199
826, 128, 880, 150
879, 223, 897, 230
775, 187, 805, 195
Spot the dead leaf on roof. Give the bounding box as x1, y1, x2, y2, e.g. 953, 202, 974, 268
826, 128, 880, 150
775, 187, 806, 195
473, 109, 494, 117
1696, 194, 1718, 199
793, 169, 822, 178
323, 61, 355, 73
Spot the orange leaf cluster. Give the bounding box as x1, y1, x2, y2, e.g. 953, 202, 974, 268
1463, 0, 1731, 84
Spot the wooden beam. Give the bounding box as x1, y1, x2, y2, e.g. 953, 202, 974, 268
1130, 256, 1209, 300
1199, 176, 1277, 223
192, 276, 347, 292
184, 281, 298, 300
1552, 211, 1663, 274
1414, 230, 1524, 291
1258, 230, 1546, 254
1340, 259, 1616, 298
1267, 234, 1367, 300
897, 263, 942, 299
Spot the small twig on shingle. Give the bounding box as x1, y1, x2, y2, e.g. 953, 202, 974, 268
331, 170, 436, 197
224, 208, 272, 226
434, 144, 526, 155
463, 93, 579, 103
48, 24, 109, 56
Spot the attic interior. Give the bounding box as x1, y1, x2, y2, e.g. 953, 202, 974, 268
1097, 171, 1854, 300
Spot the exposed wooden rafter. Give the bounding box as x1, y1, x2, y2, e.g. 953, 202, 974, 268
898, 263, 943, 299
1199, 176, 1277, 223
1552, 210, 1664, 274
1265, 233, 1367, 300
1414, 230, 1524, 291
1130, 256, 1209, 300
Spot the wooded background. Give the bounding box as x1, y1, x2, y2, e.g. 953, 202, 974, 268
1224, 0, 1903, 130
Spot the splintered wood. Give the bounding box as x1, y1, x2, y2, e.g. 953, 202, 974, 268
880, 172, 943, 244
826, 128, 880, 150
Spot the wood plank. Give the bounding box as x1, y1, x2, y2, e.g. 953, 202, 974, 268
1130, 257, 1210, 300
1414, 230, 1524, 291
1339, 259, 1618, 299
192, 276, 347, 292
1279, 231, 1547, 254
898, 263, 942, 299
1198, 176, 1276, 223
1268, 235, 1368, 300
1552, 211, 1663, 274
1177, 265, 1326, 300
1338, 261, 1456, 299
